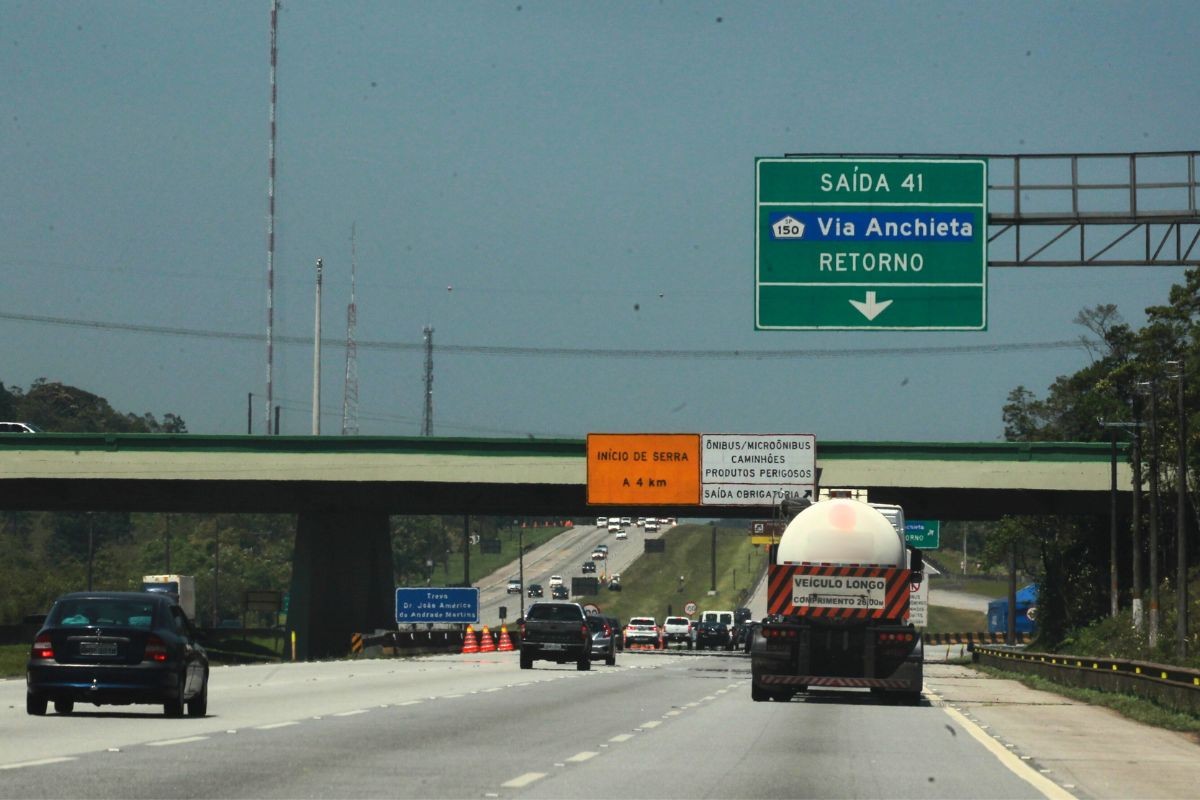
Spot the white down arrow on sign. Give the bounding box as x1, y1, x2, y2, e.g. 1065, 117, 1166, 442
849, 291, 893, 321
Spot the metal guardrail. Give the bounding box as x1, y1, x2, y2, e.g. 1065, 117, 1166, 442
924, 632, 1031, 646
974, 646, 1200, 716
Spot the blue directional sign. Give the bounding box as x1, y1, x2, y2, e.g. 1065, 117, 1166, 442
395, 587, 479, 624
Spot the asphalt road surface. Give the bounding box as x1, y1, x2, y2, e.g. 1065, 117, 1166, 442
1, 650, 1059, 800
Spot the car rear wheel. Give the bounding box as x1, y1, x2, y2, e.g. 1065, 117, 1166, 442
26, 691, 48, 716
187, 675, 208, 717
54, 698, 74, 714
605, 650, 616, 666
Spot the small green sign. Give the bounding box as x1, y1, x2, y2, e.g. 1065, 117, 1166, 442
905, 520, 940, 549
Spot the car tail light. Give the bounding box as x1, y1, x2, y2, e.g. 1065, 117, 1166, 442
143, 634, 168, 663
603, 624, 611, 636
31, 635, 53, 660
581, 623, 590, 640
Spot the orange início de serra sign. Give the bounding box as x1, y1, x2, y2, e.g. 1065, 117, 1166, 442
586, 433, 700, 506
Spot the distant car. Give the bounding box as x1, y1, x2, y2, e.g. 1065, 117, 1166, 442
607, 578, 622, 592
0, 421, 42, 433
26, 591, 209, 716
526, 583, 543, 598
551, 584, 569, 600
645, 520, 659, 532
615, 529, 627, 541
581, 561, 596, 574
605, 616, 624, 650
695, 621, 733, 651
548, 575, 563, 587
596, 516, 608, 527
636, 517, 646, 527
663, 616, 693, 649
624, 616, 660, 649
586, 615, 618, 666
620, 517, 631, 526
506, 577, 522, 594
607, 521, 621, 533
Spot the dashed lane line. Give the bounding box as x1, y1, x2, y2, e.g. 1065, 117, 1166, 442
501, 772, 547, 788
255, 721, 300, 730
638, 720, 662, 729
147, 736, 209, 747
609, 734, 635, 743
0, 757, 77, 771
332, 709, 370, 717
565, 751, 598, 763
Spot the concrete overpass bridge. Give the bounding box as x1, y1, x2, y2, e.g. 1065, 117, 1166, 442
0, 434, 1130, 657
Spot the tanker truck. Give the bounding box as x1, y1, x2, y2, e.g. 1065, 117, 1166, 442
750, 493, 924, 703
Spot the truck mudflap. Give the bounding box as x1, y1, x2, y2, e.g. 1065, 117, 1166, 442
760, 675, 913, 689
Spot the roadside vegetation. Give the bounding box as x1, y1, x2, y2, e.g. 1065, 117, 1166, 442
570, 523, 767, 624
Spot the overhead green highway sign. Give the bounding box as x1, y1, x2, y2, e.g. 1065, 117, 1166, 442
755, 157, 987, 330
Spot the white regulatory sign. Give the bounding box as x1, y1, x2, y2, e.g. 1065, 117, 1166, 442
700, 433, 816, 507
908, 580, 928, 627
792, 573, 886, 610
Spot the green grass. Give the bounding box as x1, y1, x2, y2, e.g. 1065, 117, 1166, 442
419, 525, 571, 587
924, 605, 988, 634
0, 643, 27, 679
569, 524, 767, 623
970, 663, 1200, 732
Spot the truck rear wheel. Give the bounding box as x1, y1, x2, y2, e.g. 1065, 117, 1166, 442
751, 683, 769, 702
576, 655, 590, 671
519, 649, 533, 669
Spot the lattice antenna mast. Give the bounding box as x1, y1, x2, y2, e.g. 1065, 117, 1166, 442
341, 223, 360, 436
421, 325, 434, 436
264, 0, 279, 434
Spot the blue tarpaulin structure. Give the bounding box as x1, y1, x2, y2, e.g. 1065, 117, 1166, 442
987, 584, 1037, 634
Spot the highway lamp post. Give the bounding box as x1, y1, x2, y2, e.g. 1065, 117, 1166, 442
164, 513, 171, 573
518, 526, 525, 620
1167, 359, 1189, 659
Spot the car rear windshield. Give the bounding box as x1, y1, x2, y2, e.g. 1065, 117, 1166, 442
50, 598, 157, 629
629, 617, 655, 626
525, 604, 583, 621
665, 617, 688, 625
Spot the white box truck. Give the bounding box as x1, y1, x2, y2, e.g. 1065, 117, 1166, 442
141, 574, 197, 621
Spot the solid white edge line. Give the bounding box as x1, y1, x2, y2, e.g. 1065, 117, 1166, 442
255, 721, 300, 730
928, 690, 1076, 800
147, 736, 209, 747
0, 757, 77, 770
500, 772, 547, 788
332, 709, 370, 717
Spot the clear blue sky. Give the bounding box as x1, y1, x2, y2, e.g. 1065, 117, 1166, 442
2, 1, 1195, 441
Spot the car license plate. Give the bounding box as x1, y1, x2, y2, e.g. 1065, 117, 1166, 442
80, 642, 117, 656
541, 643, 564, 651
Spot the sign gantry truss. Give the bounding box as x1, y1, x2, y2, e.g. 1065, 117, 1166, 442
785, 151, 1200, 267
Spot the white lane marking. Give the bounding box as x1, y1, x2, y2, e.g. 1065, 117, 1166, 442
609, 734, 634, 743
147, 736, 209, 747
333, 709, 370, 717
398, 700, 422, 706
483, 687, 502, 693
639, 720, 662, 729
566, 751, 598, 763
927, 690, 1076, 800
685, 702, 700, 708
1, 757, 77, 770
716, 689, 728, 694
443, 694, 464, 699
501, 772, 547, 788
256, 721, 299, 730
664, 710, 682, 716
702, 695, 716, 701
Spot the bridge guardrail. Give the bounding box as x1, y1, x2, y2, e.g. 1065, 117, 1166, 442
973, 645, 1200, 716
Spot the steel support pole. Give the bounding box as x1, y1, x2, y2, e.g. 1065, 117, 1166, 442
1148, 382, 1161, 649
1175, 360, 1189, 659
1111, 429, 1120, 618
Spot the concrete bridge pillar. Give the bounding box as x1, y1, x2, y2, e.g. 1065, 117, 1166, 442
287, 512, 394, 660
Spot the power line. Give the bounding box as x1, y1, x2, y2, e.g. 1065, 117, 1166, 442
0, 309, 1091, 361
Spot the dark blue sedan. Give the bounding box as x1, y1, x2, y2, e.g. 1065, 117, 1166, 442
27, 591, 209, 717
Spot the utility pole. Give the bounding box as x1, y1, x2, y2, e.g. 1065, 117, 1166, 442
1131, 394, 1145, 631
164, 513, 171, 573
87, 512, 95, 591
264, 0, 279, 434
421, 326, 434, 436
710, 522, 717, 592
1169, 358, 1189, 659
341, 224, 360, 436
312, 258, 323, 435
1144, 380, 1161, 649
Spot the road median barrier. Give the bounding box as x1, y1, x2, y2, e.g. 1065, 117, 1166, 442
973, 645, 1200, 716
923, 632, 1031, 646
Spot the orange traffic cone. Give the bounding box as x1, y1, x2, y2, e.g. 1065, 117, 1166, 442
497, 626, 514, 652
461, 625, 478, 654
479, 625, 496, 652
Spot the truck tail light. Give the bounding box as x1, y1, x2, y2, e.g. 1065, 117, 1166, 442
763, 627, 799, 639
143, 634, 168, 663
31, 635, 54, 660
877, 632, 915, 643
